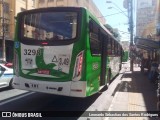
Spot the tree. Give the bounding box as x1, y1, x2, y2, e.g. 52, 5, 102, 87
104, 24, 121, 41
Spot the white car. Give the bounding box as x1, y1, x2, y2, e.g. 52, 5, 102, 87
0, 64, 13, 89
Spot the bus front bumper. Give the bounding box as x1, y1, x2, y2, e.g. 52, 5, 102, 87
13, 76, 87, 97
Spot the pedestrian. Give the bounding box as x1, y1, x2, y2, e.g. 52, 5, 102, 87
140, 57, 145, 72
145, 57, 151, 72
148, 59, 159, 83
137, 57, 141, 67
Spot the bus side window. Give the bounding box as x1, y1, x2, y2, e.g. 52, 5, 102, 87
118, 44, 121, 56
89, 20, 101, 56
117, 44, 119, 55
112, 39, 115, 55
115, 42, 118, 55
107, 38, 112, 55
89, 21, 93, 32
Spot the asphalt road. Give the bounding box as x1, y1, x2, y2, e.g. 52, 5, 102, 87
0, 66, 125, 120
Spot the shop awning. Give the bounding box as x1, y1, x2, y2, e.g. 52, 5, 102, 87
135, 37, 160, 51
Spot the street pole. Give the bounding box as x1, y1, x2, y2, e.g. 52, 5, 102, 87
128, 0, 133, 71
1, 0, 6, 61
107, 0, 133, 71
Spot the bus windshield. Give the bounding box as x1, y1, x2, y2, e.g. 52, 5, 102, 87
22, 12, 78, 41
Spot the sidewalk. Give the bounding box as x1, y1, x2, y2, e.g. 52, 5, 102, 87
105, 62, 158, 120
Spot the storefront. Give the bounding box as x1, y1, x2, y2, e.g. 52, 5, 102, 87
135, 37, 160, 63
0, 39, 14, 62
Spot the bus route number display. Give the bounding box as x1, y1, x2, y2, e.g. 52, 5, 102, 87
24, 49, 41, 56
52, 54, 70, 72
58, 55, 70, 66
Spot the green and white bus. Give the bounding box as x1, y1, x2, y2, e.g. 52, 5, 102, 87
122, 51, 129, 62
13, 7, 123, 97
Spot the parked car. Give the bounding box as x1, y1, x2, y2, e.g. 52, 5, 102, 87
0, 64, 13, 89
0, 59, 13, 68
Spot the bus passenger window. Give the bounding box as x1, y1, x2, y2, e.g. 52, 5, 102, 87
118, 45, 121, 55
111, 40, 115, 55
107, 38, 112, 55
89, 20, 101, 56
115, 43, 118, 55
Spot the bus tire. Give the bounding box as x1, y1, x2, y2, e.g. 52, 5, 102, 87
9, 79, 13, 89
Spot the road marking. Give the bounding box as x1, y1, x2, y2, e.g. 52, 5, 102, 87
0, 92, 35, 106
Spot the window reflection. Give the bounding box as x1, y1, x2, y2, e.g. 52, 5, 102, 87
23, 12, 78, 40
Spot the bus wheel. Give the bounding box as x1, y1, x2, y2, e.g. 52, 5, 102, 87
9, 79, 13, 89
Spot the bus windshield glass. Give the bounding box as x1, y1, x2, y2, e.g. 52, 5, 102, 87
22, 12, 78, 40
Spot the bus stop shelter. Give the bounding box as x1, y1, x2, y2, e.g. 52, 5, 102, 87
135, 37, 160, 51
134, 37, 160, 72
135, 37, 160, 64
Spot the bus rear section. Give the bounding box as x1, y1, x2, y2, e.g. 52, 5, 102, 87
13, 7, 88, 97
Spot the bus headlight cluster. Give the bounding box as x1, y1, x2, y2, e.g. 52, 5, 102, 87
72, 51, 84, 81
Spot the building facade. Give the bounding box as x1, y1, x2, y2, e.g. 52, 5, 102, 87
36, 0, 105, 24
0, 0, 35, 61
136, 0, 160, 63
136, 0, 157, 39
0, 0, 105, 41
0, 0, 35, 40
